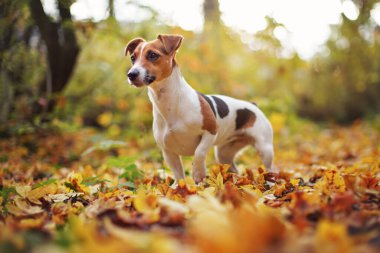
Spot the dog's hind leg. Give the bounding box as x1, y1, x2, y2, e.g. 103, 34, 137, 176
215, 141, 247, 173
215, 139, 251, 173
255, 142, 274, 171
253, 135, 274, 172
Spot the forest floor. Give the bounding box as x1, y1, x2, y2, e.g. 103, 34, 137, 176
0, 120, 379, 253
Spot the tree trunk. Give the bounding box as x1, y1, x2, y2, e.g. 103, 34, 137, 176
0, 0, 29, 123
202, 0, 222, 46
203, 0, 221, 26
108, 0, 115, 19
28, 0, 80, 114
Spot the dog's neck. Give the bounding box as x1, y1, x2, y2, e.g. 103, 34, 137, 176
147, 66, 194, 120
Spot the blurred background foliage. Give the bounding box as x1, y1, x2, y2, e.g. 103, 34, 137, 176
1, 0, 380, 143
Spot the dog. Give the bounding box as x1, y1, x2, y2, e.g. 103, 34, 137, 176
125, 34, 274, 183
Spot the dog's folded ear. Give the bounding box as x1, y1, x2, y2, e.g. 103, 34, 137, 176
157, 34, 183, 55
125, 38, 145, 56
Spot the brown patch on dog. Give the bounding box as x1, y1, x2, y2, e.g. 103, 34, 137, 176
125, 38, 144, 56
197, 92, 216, 116
198, 94, 218, 135
157, 34, 183, 55
235, 108, 256, 130
137, 39, 177, 83
129, 42, 145, 61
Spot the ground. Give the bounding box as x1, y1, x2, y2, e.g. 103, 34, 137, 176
0, 120, 379, 253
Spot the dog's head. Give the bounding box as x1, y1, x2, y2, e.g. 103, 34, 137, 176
125, 34, 183, 87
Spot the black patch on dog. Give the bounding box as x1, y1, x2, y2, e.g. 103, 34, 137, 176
235, 108, 256, 130
197, 92, 216, 116
144, 75, 156, 84
211, 96, 229, 118
251, 102, 258, 107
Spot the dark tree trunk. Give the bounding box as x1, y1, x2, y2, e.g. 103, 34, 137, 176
28, 0, 80, 114
108, 0, 115, 19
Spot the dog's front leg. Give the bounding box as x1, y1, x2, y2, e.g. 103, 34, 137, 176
192, 132, 216, 183
162, 149, 185, 181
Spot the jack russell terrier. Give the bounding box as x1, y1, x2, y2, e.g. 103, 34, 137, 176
125, 34, 274, 183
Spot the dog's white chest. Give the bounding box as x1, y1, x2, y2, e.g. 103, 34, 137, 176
153, 117, 202, 156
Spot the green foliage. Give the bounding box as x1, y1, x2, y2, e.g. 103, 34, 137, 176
107, 156, 136, 168
64, 182, 76, 191
82, 140, 127, 156
296, 1, 380, 122
32, 178, 57, 189
82, 175, 110, 186
118, 164, 140, 180
0, 187, 18, 215
2, 0, 380, 138
0, 0, 46, 125
107, 156, 142, 184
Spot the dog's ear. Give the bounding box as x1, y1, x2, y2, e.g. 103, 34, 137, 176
157, 34, 183, 55
125, 38, 144, 56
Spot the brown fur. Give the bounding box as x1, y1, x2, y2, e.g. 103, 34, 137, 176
125, 38, 144, 56
126, 35, 183, 85
133, 40, 176, 83
235, 108, 256, 130
198, 94, 218, 135
157, 34, 183, 54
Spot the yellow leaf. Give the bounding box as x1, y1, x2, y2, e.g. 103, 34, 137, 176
97, 111, 113, 127
15, 186, 31, 198
216, 173, 224, 190
133, 188, 148, 213
133, 188, 160, 223
108, 124, 121, 137
27, 183, 58, 204
315, 220, 352, 253
18, 213, 47, 229
178, 179, 186, 188
67, 172, 90, 194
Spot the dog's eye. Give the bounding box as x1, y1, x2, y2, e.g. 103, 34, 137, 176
131, 54, 136, 63
147, 51, 159, 62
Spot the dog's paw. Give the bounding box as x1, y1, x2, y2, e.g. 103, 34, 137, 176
192, 171, 206, 184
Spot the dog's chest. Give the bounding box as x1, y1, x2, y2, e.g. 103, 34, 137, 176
153, 111, 203, 156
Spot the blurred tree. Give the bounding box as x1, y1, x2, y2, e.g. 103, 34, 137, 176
203, 0, 221, 27
202, 0, 222, 44
297, 0, 380, 122
198, 0, 230, 92
108, 0, 115, 20
28, 0, 80, 114
0, 0, 38, 124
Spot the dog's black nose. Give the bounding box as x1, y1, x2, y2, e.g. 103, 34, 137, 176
127, 70, 139, 81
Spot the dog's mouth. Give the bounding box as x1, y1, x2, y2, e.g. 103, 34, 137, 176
127, 67, 156, 87
130, 80, 144, 87
144, 75, 156, 85
129, 75, 156, 87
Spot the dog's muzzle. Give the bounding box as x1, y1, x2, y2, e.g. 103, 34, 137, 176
127, 68, 156, 86
144, 75, 156, 84
127, 69, 139, 82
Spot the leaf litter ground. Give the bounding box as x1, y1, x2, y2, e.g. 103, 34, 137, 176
0, 121, 379, 253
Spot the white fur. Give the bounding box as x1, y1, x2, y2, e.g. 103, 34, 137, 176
147, 65, 274, 183
128, 42, 147, 84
